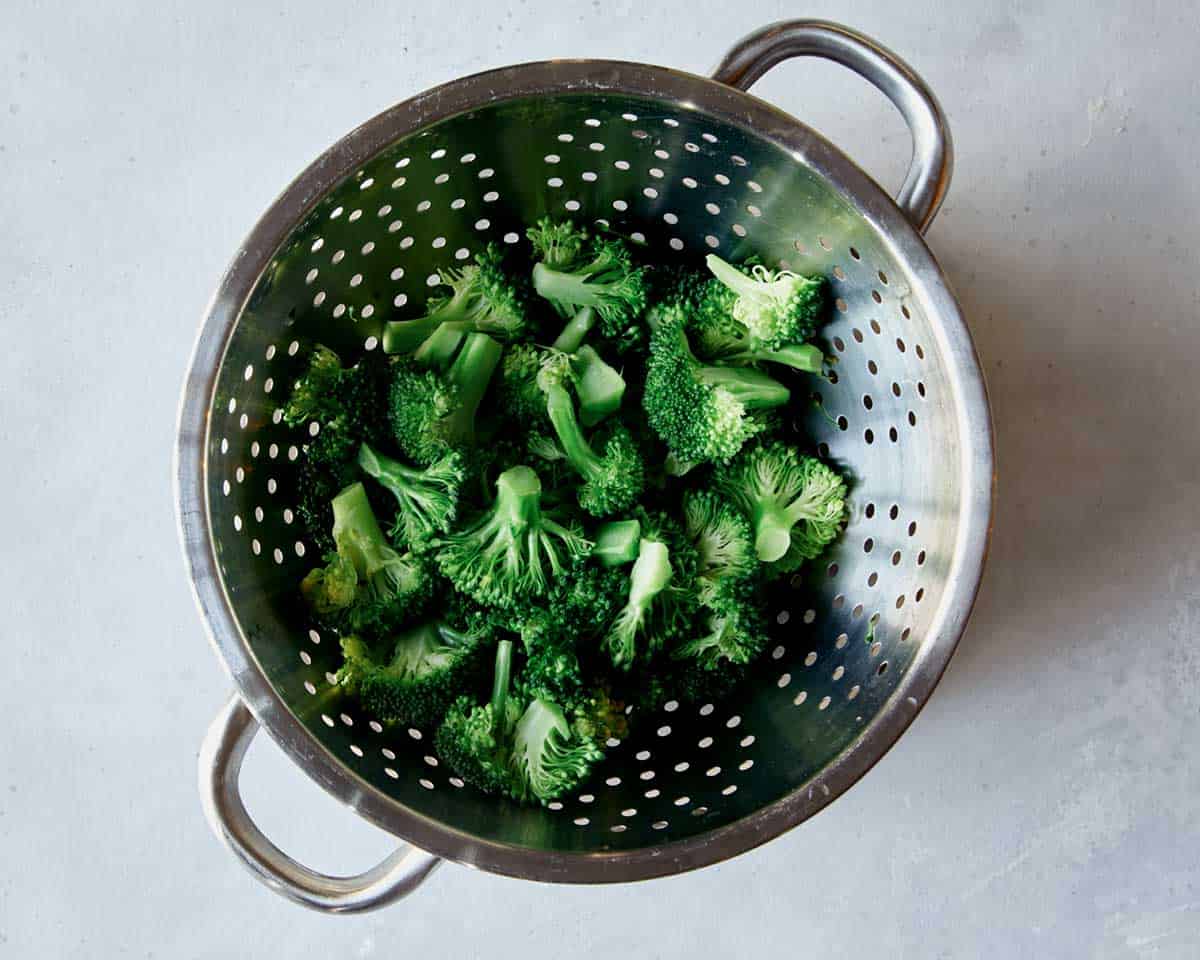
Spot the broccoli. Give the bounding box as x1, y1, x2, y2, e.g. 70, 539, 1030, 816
509, 697, 605, 804
357, 442, 465, 549
334, 598, 491, 725
715, 440, 848, 569
601, 537, 678, 669
704, 254, 826, 351
671, 607, 767, 669
551, 306, 597, 354
495, 342, 550, 428
282, 345, 345, 427
299, 482, 432, 634
593, 518, 642, 567
690, 286, 825, 374
538, 354, 644, 517
573, 345, 625, 426
681, 489, 757, 612
435, 639, 522, 796
435, 465, 592, 607
643, 305, 790, 465
389, 333, 503, 465
381, 245, 527, 355
528, 220, 646, 339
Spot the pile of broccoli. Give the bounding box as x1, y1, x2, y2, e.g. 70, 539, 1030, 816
286, 219, 848, 805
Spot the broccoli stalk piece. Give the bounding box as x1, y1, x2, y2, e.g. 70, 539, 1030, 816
715, 440, 848, 568
435, 465, 592, 607
435, 639, 522, 796
509, 697, 604, 804
574, 346, 625, 426
602, 538, 675, 669
388, 333, 503, 464
593, 519, 642, 567
382, 245, 527, 354
300, 482, 432, 633
539, 357, 644, 516
704, 254, 826, 350
643, 305, 790, 465
335, 602, 490, 725
357, 442, 465, 549
551, 306, 597, 354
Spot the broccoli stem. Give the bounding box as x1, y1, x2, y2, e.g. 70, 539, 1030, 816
705, 253, 764, 302
490, 639, 514, 719
695, 365, 790, 409
442, 333, 503, 444
357, 442, 422, 487
330, 482, 391, 576
752, 503, 795, 562
743, 342, 824, 374
493, 464, 546, 529
544, 382, 603, 483
628, 538, 673, 610
382, 282, 475, 354
532, 262, 612, 311
593, 519, 641, 567
413, 324, 466, 367
575, 346, 625, 426
551, 307, 597, 353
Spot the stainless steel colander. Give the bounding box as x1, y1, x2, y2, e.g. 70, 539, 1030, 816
176, 20, 993, 913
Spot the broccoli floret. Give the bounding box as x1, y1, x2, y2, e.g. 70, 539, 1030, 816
528, 221, 646, 339
282, 345, 345, 427
601, 537, 681, 669
389, 333, 503, 464
435, 639, 522, 796
381, 245, 527, 354
300, 482, 432, 634
495, 342, 550, 428
295, 428, 359, 555
715, 440, 848, 570
357, 442, 465, 549
682, 489, 757, 612
704, 254, 826, 351
690, 283, 825, 374
435, 465, 592, 607
643, 304, 790, 465
509, 697, 605, 804
671, 608, 767, 669
538, 355, 644, 517
518, 623, 585, 709
335, 599, 491, 725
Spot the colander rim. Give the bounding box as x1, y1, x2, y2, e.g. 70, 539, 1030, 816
175, 56, 994, 884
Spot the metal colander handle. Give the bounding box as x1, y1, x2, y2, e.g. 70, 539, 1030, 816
711, 20, 953, 232
199, 697, 441, 913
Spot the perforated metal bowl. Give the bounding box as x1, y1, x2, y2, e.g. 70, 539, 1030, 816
176, 20, 993, 912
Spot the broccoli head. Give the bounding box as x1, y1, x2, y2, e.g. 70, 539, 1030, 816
704, 254, 826, 351
671, 607, 768, 670
357, 442, 464, 550
509, 697, 605, 804
714, 440, 848, 570
682, 489, 757, 612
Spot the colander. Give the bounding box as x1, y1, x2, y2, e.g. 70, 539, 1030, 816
176, 20, 993, 913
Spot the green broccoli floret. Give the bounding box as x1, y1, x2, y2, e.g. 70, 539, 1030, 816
300, 482, 432, 634
435, 639, 522, 796
528, 220, 646, 339
690, 283, 825, 374
495, 342, 550, 428
435, 465, 591, 608
682, 489, 757, 612
509, 697, 605, 804
704, 254, 826, 351
356, 442, 465, 550
518, 621, 585, 709
282, 345, 345, 427
381, 245, 527, 354
573, 345, 625, 426
335, 598, 491, 725
671, 607, 767, 669
643, 304, 790, 465
538, 355, 644, 517
715, 440, 848, 569
389, 333, 503, 464
295, 428, 360, 555
601, 537, 680, 669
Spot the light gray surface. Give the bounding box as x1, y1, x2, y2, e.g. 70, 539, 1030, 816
1, 0, 1197, 956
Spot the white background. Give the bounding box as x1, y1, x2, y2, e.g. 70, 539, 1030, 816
2, 1, 1198, 957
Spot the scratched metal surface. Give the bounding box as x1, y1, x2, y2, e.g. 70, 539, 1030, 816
2, 0, 1199, 956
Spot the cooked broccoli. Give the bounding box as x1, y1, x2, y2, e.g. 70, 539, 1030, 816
573, 345, 625, 426
282, 345, 345, 427
435, 639, 522, 796
551, 306, 597, 354
381, 244, 527, 354
495, 342, 550, 428
704, 254, 826, 351
300, 482, 432, 634
690, 284, 825, 374
538, 354, 644, 517
671, 607, 767, 669
643, 304, 790, 465
681, 489, 757, 612
334, 598, 490, 725
357, 442, 465, 549
593, 518, 642, 567
435, 465, 591, 607
601, 537, 680, 669
715, 440, 848, 569
389, 333, 503, 465
528, 220, 646, 338
509, 697, 605, 804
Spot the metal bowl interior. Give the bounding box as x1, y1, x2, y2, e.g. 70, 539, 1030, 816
177, 60, 992, 883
